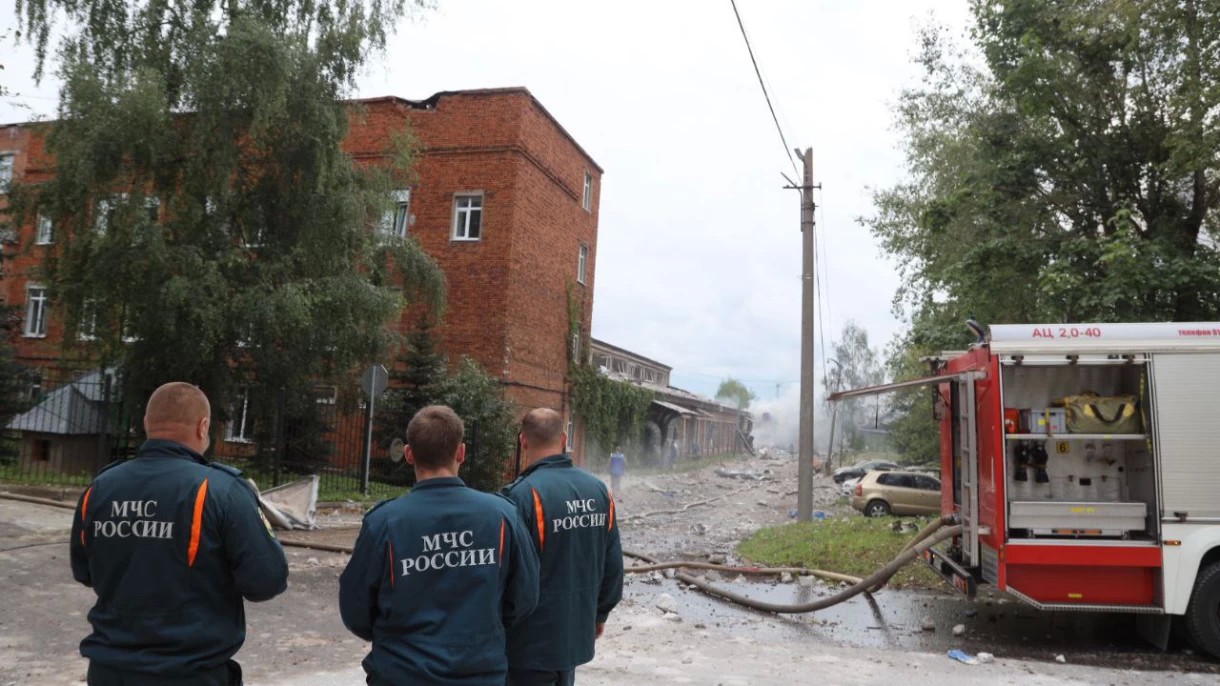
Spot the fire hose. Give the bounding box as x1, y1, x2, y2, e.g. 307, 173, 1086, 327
624, 521, 962, 614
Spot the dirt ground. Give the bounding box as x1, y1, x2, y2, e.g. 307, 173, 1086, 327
2, 453, 1219, 685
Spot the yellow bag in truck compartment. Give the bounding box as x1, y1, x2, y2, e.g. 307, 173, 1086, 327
1056, 393, 1142, 434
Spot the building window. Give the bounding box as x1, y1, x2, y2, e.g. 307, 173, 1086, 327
379, 189, 411, 240
24, 285, 49, 338
35, 215, 53, 245
452, 193, 483, 241
27, 373, 42, 403
121, 306, 139, 343
78, 300, 99, 341
32, 439, 51, 462
95, 195, 160, 235
582, 172, 593, 211
226, 390, 254, 442
577, 244, 589, 285
313, 385, 337, 405
0, 153, 13, 191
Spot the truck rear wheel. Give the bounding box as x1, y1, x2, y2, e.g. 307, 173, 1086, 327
1184, 561, 1220, 659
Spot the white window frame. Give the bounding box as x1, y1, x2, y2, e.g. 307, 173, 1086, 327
95, 194, 160, 235
379, 189, 411, 240
225, 390, 254, 443
313, 385, 338, 405
77, 299, 99, 342
582, 172, 593, 211
451, 193, 483, 242
35, 214, 53, 245
0, 153, 13, 192
577, 243, 589, 285
120, 306, 139, 343
24, 285, 49, 338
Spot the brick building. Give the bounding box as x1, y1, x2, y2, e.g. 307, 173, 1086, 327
0, 88, 600, 459
588, 338, 754, 463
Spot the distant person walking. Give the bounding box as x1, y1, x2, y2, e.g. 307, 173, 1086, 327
503, 408, 624, 685
608, 446, 627, 494
668, 440, 679, 470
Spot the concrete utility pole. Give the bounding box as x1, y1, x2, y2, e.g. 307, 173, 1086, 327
796, 147, 816, 522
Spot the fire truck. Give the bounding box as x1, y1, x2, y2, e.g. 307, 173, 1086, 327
833, 322, 1220, 657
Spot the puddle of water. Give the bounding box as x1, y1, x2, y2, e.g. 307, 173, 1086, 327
624, 577, 1218, 673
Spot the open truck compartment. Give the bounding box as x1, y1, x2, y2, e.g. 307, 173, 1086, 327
999, 359, 1158, 542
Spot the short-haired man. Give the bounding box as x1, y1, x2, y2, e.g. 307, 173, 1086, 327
502, 408, 624, 685
70, 382, 289, 686
340, 405, 539, 685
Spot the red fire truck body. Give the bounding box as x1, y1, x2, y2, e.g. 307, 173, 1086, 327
840, 322, 1220, 655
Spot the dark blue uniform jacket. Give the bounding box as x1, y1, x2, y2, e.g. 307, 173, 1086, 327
339, 476, 540, 686
69, 439, 289, 676
502, 454, 624, 671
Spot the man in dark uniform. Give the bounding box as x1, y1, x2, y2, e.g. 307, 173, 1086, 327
502, 408, 624, 686
339, 405, 539, 686
70, 382, 289, 686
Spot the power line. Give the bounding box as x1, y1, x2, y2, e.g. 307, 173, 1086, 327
729, 0, 799, 178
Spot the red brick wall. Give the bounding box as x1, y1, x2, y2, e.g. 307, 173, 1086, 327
1, 90, 602, 439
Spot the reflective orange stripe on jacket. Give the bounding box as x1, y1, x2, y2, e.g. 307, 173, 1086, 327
187, 479, 209, 567
79, 486, 94, 546
608, 497, 616, 531
388, 541, 396, 587
499, 518, 506, 564
531, 487, 546, 552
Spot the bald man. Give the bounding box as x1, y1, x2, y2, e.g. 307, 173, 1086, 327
70, 382, 289, 686
502, 408, 623, 685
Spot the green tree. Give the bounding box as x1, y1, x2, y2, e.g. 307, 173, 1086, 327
823, 321, 884, 456
715, 377, 756, 410
438, 358, 516, 492
869, 0, 1220, 343
12, 0, 444, 435
869, 1, 1220, 448
883, 344, 940, 466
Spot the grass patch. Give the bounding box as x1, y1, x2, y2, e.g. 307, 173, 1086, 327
737, 515, 946, 590
0, 467, 94, 488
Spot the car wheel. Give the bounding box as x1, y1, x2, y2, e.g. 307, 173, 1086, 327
1184, 562, 1220, 659
864, 500, 891, 518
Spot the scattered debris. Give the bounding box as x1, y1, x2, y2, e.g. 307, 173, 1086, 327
707, 553, 727, 565
952, 624, 966, 636
976, 652, 994, 664
1055, 654, 1066, 663
921, 616, 936, 632
714, 467, 770, 481
946, 649, 979, 665
655, 593, 679, 615
797, 575, 817, 588
780, 572, 794, 583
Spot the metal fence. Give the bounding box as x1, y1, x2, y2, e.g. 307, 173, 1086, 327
0, 369, 430, 499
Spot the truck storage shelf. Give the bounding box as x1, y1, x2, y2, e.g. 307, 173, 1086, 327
1009, 500, 1147, 534
1005, 433, 1147, 440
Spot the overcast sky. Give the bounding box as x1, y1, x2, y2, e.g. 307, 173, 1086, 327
0, 0, 973, 411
